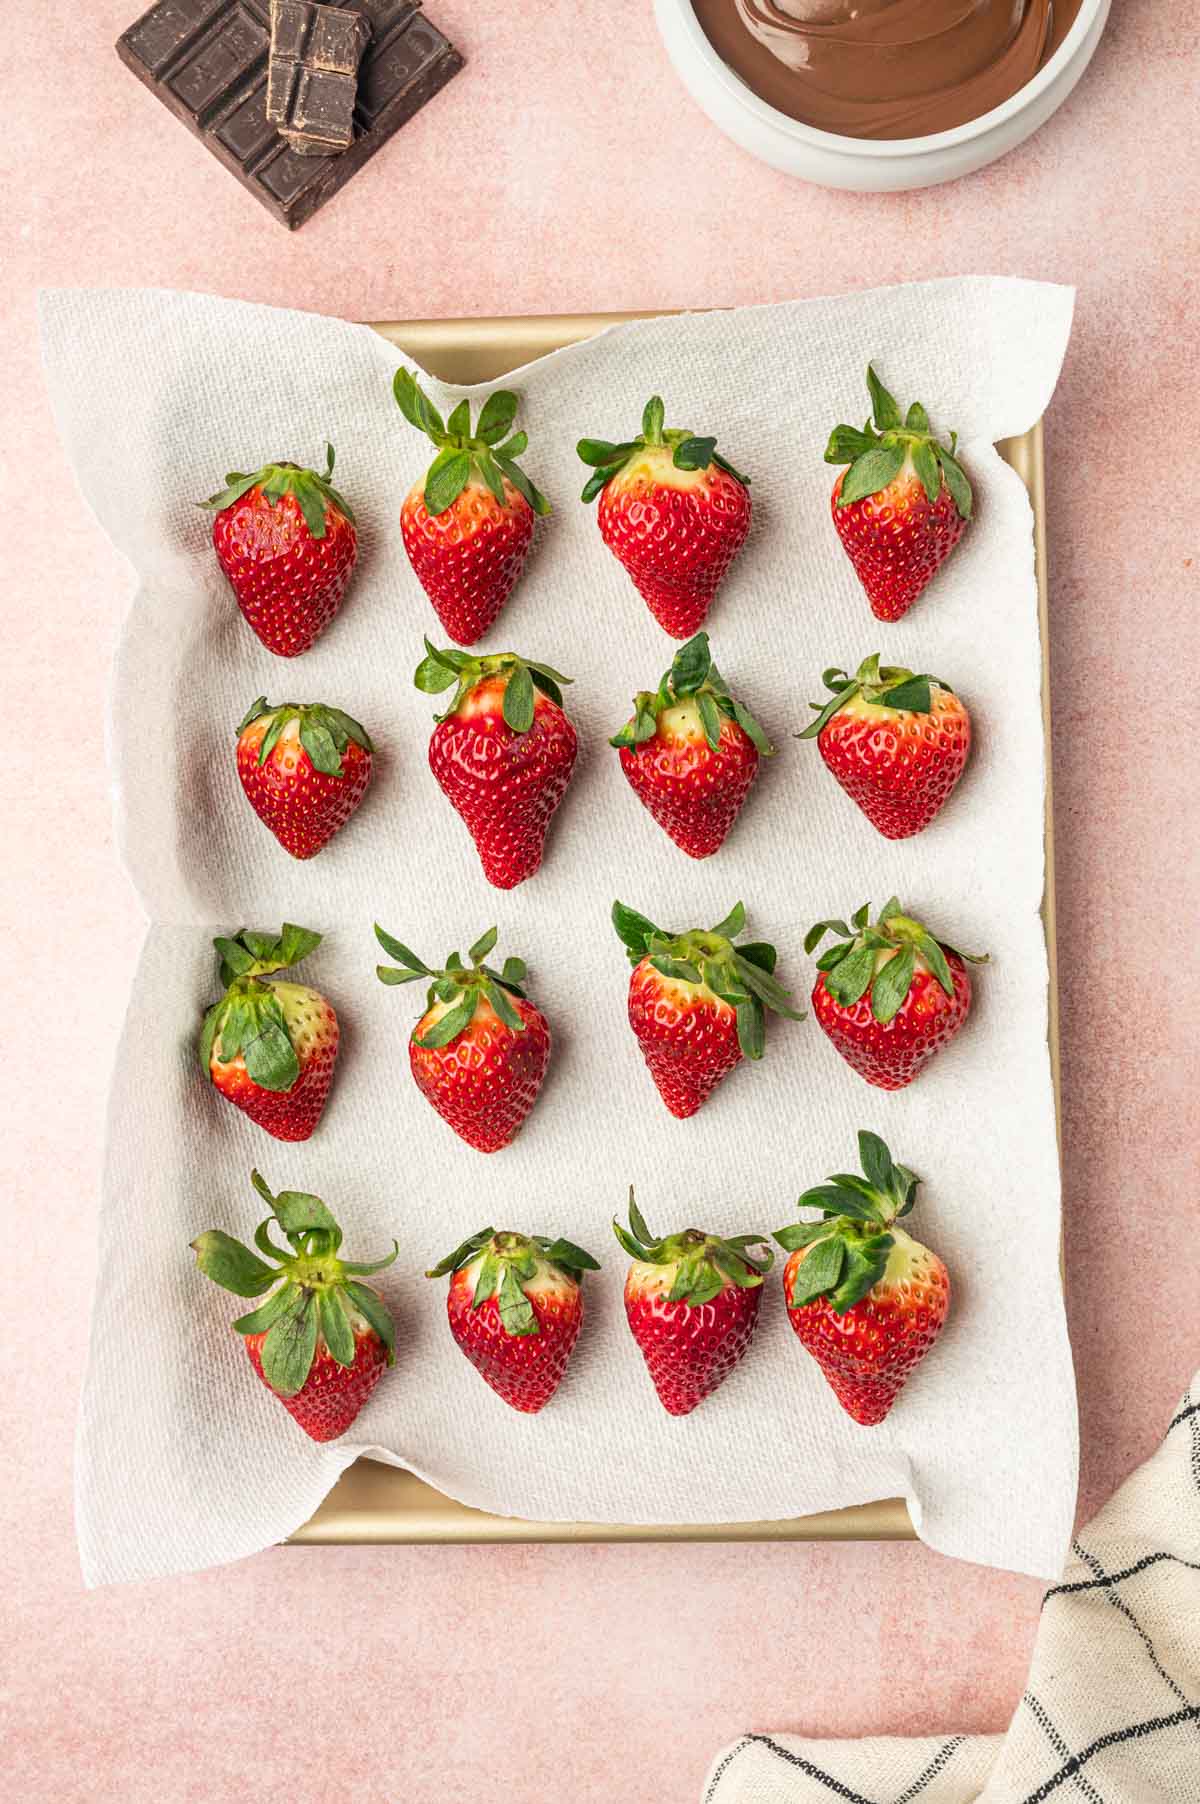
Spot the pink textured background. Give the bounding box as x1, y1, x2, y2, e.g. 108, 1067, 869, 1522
3, 2, 1197, 1798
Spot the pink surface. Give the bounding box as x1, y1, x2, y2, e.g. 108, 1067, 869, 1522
2, 2, 1197, 1798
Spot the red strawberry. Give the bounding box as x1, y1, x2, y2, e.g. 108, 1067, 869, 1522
612, 630, 772, 858
395, 370, 550, 646
578, 396, 751, 639
200, 924, 339, 1140
416, 643, 577, 889
236, 697, 373, 859
826, 366, 972, 622
427, 1227, 600, 1413
776, 1130, 949, 1425
614, 1190, 773, 1415
202, 445, 357, 656
191, 1168, 397, 1442
799, 654, 970, 838
806, 900, 986, 1090
375, 924, 550, 1153
613, 900, 803, 1118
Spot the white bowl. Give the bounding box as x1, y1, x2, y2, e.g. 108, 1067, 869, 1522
654, 0, 1111, 191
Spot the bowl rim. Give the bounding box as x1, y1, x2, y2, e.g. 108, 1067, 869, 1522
658, 0, 1107, 155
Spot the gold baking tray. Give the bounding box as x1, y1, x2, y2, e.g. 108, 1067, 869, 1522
289, 312, 1058, 1547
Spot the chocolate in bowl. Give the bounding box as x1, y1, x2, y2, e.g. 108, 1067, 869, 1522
691, 0, 1084, 140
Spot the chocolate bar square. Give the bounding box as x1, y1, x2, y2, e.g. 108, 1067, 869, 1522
117, 0, 463, 229
267, 0, 370, 155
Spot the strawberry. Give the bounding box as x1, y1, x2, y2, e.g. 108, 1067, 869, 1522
826, 366, 972, 622
775, 1130, 949, 1425
395, 370, 550, 646
798, 654, 970, 839
611, 630, 772, 858
578, 396, 751, 639
427, 1227, 600, 1413
236, 696, 373, 859
375, 924, 550, 1153
415, 641, 577, 889
612, 900, 803, 1117
202, 444, 357, 656
199, 924, 339, 1140
613, 1190, 773, 1415
806, 899, 986, 1090
191, 1168, 397, 1442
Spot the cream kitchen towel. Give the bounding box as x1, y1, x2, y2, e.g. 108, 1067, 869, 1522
40, 280, 1077, 1585
702, 1366, 1200, 1802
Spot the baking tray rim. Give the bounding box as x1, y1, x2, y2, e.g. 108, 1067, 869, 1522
288, 309, 1059, 1547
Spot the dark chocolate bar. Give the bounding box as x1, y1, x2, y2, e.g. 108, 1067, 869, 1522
117, 0, 463, 229
266, 0, 370, 156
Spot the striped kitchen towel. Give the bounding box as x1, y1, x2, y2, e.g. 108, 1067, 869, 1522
703, 1370, 1200, 1803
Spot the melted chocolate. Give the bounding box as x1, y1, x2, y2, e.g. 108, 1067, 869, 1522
691, 0, 1084, 139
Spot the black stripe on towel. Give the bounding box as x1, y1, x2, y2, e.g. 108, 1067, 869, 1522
1044, 1549, 1200, 1603
892, 1736, 968, 1802
1021, 1706, 1200, 1802
1022, 1692, 1106, 1804
747, 1734, 880, 1804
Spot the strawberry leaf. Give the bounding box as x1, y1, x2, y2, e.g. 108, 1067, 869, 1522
916, 933, 956, 998
343, 1281, 395, 1360
711, 901, 746, 939
502, 662, 535, 733
260, 1291, 318, 1397
414, 992, 478, 1049
697, 692, 723, 752
878, 675, 932, 714
934, 444, 973, 519
829, 1234, 893, 1314
858, 1131, 895, 1194
735, 998, 765, 1060
824, 941, 876, 1009
870, 947, 916, 1025
612, 901, 660, 959
866, 365, 902, 432
475, 390, 519, 445
319, 1289, 355, 1367
498, 1265, 539, 1337
424, 447, 472, 517
374, 925, 430, 973
912, 439, 941, 505
670, 632, 712, 695
427, 1228, 495, 1279
787, 1234, 846, 1306
191, 1229, 279, 1297
839, 443, 905, 507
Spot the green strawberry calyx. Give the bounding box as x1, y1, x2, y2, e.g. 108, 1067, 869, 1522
238, 697, 373, 777
199, 923, 323, 1095
190, 1169, 397, 1396
773, 1131, 921, 1316
806, 898, 987, 1026
374, 924, 533, 1050
613, 1187, 773, 1305
199, 443, 355, 539
612, 899, 804, 1060
426, 1227, 600, 1338
414, 638, 573, 733
577, 394, 751, 503
798, 654, 954, 740
826, 366, 972, 520
609, 630, 772, 756
393, 369, 550, 519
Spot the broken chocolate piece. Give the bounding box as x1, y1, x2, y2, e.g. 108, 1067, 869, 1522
267, 0, 370, 156
116, 0, 463, 229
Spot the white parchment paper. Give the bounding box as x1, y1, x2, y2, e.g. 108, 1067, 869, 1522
40, 280, 1077, 1585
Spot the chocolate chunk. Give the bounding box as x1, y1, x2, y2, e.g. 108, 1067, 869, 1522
116, 0, 463, 229
267, 0, 370, 156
